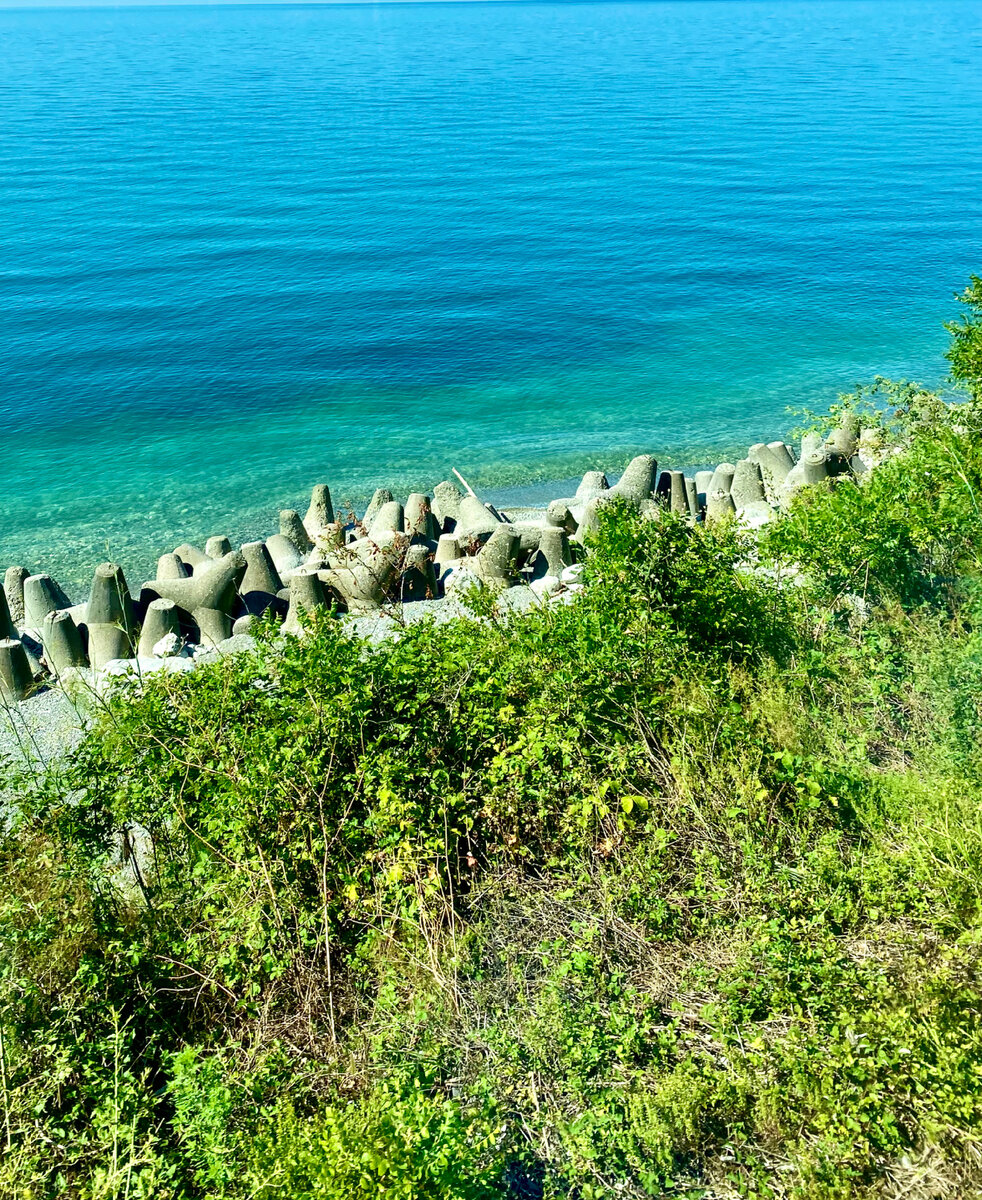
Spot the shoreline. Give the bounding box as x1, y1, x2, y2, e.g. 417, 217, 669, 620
1, 451, 742, 601
0, 418, 872, 718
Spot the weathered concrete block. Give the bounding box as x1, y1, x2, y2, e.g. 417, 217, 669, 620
3, 567, 28, 628
174, 543, 209, 570
87, 563, 134, 631
137, 598, 180, 659
41, 610, 88, 675
318, 541, 398, 614
456, 495, 501, 545
157, 552, 190, 581
405, 494, 438, 543
239, 542, 283, 613
265, 534, 304, 577
611, 455, 657, 505
730, 459, 766, 508
283, 569, 330, 635
0, 637, 34, 701
432, 481, 464, 530
370, 501, 405, 538
705, 463, 737, 524
473, 525, 520, 586
362, 487, 394, 530
303, 484, 335, 539
575, 471, 610, 503
280, 508, 313, 553
23, 574, 62, 631
749, 444, 791, 500
546, 500, 577, 532
401, 544, 438, 602
434, 534, 462, 575
0, 585, 15, 641
534, 527, 572, 579
801, 449, 830, 484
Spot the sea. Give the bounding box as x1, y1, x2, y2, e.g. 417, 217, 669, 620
1, 0, 980, 593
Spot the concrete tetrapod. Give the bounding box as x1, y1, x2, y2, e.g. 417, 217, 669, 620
826, 412, 860, 459
533, 527, 572, 579
283, 569, 330, 636
456, 494, 501, 545
610, 455, 657, 505
730, 459, 766, 509
401, 544, 438, 601
280, 509, 313, 554
705, 463, 737, 524
706, 488, 736, 523
781, 447, 830, 501
767, 442, 796, 474
87, 562, 136, 669
303, 484, 335, 540
137, 598, 180, 658
546, 500, 577, 532
41, 610, 88, 676
694, 471, 714, 516
370, 501, 406, 539
362, 487, 393, 530
265, 534, 304, 578
666, 470, 689, 516
313, 523, 345, 559
144, 551, 245, 648
574, 494, 615, 543
156, 553, 190, 581
4, 567, 29, 628
86, 562, 133, 630
708, 463, 735, 496
434, 534, 462, 576
174, 543, 209, 571
318, 542, 398, 614
205, 536, 232, 559
800, 449, 831, 485
404, 493, 437, 543
575, 470, 610, 503
0, 637, 34, 701
432, 481, 463, 531
494, 519, 539, 561
473, 525, 520, 586
0, 585, 16, 641
23, 574, 64, 631
239, 542, 283, 614
749, 444, 792, 501
684, 477, 699, 522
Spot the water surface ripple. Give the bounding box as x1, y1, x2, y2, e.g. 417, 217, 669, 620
1, 0, 980, 589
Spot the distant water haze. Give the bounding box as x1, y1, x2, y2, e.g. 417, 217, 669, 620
1, 0, 980, 592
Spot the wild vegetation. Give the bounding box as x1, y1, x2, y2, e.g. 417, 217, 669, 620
3, 300, 982, 1198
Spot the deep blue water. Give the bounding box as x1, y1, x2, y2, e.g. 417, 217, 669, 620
1, 0, 980, 592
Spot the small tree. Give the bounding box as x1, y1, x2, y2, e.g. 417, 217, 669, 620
945, 275, 982, 399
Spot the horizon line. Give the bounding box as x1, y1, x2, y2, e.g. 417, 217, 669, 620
0, 0, 766, 9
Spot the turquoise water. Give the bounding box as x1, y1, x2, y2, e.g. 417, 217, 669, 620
1, 0, 980, 593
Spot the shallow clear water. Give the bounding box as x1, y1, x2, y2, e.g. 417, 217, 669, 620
1, 0, 980, 593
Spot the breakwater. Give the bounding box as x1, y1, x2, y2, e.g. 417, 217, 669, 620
0, 413, 875, 706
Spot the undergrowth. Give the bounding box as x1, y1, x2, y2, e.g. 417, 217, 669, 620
4, 384, 982, 1198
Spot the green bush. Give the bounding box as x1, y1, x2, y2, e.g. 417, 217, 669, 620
946, 274, 982, 399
